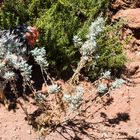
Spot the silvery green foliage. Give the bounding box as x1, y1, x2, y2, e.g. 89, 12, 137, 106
35, 91, 46, 102
80, 17, 105, 57
101, 70, 111, 79
63, 86, 84, 112
0, 26, 37, 78
0, 62, 6, 78
80, 40, 97, 56
73, 36, 82, 47
0, 62, 5, 68
63, 94, 72, 102
3, 71, 15, 81
97, 83, 108, 94
0, 25, 30, 58
87, 17, 105, 40
0, 43, 6, 59
4, 53, 20, 68
31, 47, 49, 70
0, 53, 15, 82
111, 78, 125, 89
47, 84, 61, 94
19, 60, 32, 81
0, 52, 32, 92
4, 54, 32, 82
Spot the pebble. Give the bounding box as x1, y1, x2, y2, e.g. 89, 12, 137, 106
4, 124, 7, 127
27, 129, 32, 134
15, 119, 18, 122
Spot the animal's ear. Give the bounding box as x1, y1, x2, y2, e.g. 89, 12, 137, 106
27, 26, 39, 34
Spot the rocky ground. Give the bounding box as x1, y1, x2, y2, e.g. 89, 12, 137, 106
1, 59, 140, 140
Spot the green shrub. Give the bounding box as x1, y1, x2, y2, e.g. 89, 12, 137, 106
0, 0, 126, 80
97, 22, 126, 68
0, 0, 110, 76
84, 21, 126, 80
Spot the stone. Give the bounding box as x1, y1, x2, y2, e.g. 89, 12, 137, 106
27, 129, 32, 134
112, 8, 140, 29
112, 0, 140, 9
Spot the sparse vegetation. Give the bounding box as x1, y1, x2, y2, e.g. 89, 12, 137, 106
1, 0, 136, 139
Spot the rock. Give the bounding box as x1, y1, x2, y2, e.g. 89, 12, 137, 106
136, 39, 140, 45
15, 119, 18, 122
112, 0, 140, 9
112, 8, 140, 29
4, 124, 7, 127
27, 129, 32, 134
14, 126, 18, 131
123, 65, 139, 76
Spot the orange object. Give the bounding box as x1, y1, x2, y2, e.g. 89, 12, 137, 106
25, 26, 39, 48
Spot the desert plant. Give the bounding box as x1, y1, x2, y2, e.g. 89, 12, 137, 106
70, 16, 105, 84
0, 0, 128, 137
84, 21, 126, 80
63, 86, 84, 112
97, 83, 108, 95
0, 0, 110, 76
111, 78, 125, 89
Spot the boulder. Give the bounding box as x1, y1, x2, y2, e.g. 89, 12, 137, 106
112, 8, 140, 29
112, 0, 140, 9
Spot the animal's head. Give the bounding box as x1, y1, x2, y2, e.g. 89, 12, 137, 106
10, 24, 39, 49
25, 26, 39, 48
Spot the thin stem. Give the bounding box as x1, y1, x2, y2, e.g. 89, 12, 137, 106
40, 66, 47, 84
